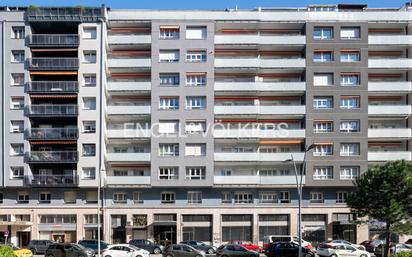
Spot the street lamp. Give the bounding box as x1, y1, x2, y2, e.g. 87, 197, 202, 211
97, 167, 104, 257
284, 144, 315, 257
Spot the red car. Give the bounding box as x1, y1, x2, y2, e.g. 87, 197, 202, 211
230, 240, 264, 252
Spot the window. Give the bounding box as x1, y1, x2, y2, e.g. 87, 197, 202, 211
279, 191, 290, 203
341, 27, 360, 39
341, 74, 360, 86
220, 169, 232, 176
222, 192, 232, 204
64, 191, 76, 204
83, 27, 97, 39
314, 51, 333, 62
336, 191, 348, 203
113, 192, 127, 204
133, 191, 144, 204
186, 26, 207, 39
310, 192, 324, 203
86, 191, 98, 203
10, 120, 24, 133
82, 144, 96, 156
11, 50, 24, 62
313, 97, 333, 109
12, 27, 25, 39
340, 143, 360, 156
186, 73, 206, 86
17, 192, 29, 203
114, 170, 128, 176
234, 192, 253, 204
159, 97, 179, 110
83, 121, 96, 133
0, 192, 3, 204
340, 120, 360, 133
185, 167, 206, 180
159, 26, 180, 39
187, 191, 202, 204
83, 97, 96, 110
313, 121, 333, 133
159, 50, 179, 62
313, 167, 333, 180
10, 97, 24, 110
259, 192, 278, 204
83, 74, 96, 86
158, 120, 179, 134
159, 167, 178, 180
10, 144, 24, 156
39, 192, 51, 203
340, 51, 360, 62
82, 167, 96, 179
185, 144, 206, 156
185, 120, 206, 134
186, 50, 207, 62
186, 96, 206, 109
159, 143, 179, 157
10, 167, 24, 179
161, 192, 175, 204
313, 144, 333, 156
340, 166, 360, 180
340, 96, 360, 109
11, 73, 24, 86
313, 27, 333, 39
313, 73, 333, 86
83, 51, 96, 63
160, 73, 179, 86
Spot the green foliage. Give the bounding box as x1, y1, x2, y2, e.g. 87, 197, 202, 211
0, 246, 16, 257
392, 252, 412, 257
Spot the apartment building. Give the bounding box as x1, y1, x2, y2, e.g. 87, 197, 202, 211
1, 3, 412, 247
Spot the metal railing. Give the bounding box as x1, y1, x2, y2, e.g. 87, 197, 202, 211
27, 7, 103, 22
27, 58, 79, 70
26, 105, 78, 116
27, 34, 79, 46
25, 81, 79, 93
25, 128, 78, 140
24, 151, 79, 163
25, 174, 79, 187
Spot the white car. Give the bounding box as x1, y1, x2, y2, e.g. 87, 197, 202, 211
102, 244, 150, 257
317, 243, 370, 257
326, 240, 366, 251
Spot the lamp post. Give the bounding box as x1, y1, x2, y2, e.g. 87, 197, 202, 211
97, 167, 104, 257
284, 144, 315, 257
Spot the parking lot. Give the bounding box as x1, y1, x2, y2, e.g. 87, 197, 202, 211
33, 254, 226, 257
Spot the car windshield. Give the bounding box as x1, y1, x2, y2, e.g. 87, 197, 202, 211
73, 244, 86, 250
129, 245, 141, 251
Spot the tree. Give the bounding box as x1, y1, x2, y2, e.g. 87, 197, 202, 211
347, 160, 412, 257
0, 245, 16, 257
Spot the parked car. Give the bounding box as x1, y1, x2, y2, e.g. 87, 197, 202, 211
360, 240, 384, 252
216, 244, 259, 257
321, 240, 366, 251
229, 240, 263, 252
78, 240, 110, 253
317, 243, 370, 257
374, 243, 412, 257
180, 240, 216, 254
162, 244, 206, 257
45, 243, 95, 257
28, 239, 54, 254
264, 242, 315, 257
129, 239, 164, 254
262, 235, 313, 250
102, 244, 150, 257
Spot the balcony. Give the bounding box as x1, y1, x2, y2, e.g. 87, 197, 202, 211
24, 174, 79, 187
107, 81, 151, 92
108, 58, 151, 68
368, 128, 412, 139
25, 81, 79, 93
106, 176, 151, 185
26, 7, 103, 22
106, 105, 151, 115
368, 35, 412, 45
368, 151, 412, 161
107, 129, 151, 139
214, 35, 306, 45
27, 34, 79, 47
213, 128, 305, 139
25, 128, 79, 140
108, 35, 151, 45
106, 153, 151, 162
25, 151, 79, 163
26, 105, 78, 117
27, 58, 79, 71
368, 105, 411, 117
214, 175, 304, 185
368, 81, 412, 93
214, 105, 305, 116
214, 82, 305, 92
214, 152, 304, 162
368, 58, 412, 69
215, 58, 306, 69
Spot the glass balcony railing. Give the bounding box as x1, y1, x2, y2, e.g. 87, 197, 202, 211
27, 7, 103, 22
25, 174, 79, 187
25, 81, 79, 93
27, 34, 80, 46
26, 105, 78, 117
27, 58, 79, 70
25, 151, 79, 163
25, 128, 78, 140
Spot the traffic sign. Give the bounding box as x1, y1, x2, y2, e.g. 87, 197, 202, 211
4, 230, 9, 237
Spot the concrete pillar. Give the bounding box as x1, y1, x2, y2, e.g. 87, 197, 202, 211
357, 220, 369, 244
104, 211, 111, 243
31, 210, 38, 240
212, 213, 221, 247
326, 213, 334, 240
176, 213, 182, 243
147, 213, 154, 241
252, 213, 259, 244
76, 213, 84, 241
290, 210, 298, 236
126, 213, 133, 242
11, 226, 17, 246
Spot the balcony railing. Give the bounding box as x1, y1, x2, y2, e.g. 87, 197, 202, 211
25, 151, 79, 163
25, 81, 79, 93
26, 105, 78, 117
27, 34, 79, 47
27, 7, 103, 22
25, 128, 79, 140
24, 174, 79, 187
27, 58, 79, 71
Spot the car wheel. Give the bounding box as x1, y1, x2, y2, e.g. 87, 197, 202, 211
154, 248, 162, 254
136, 255, 142, 257
196, 255, 202, 257
330, 254, 338, 257
207, 248, 215, 254
166, 254, 173, 257
30, 248, 36, 255
304, 253, 313, 257
360, 254, 367, 257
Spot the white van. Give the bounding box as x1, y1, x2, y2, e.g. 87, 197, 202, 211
263, 235, 313, 249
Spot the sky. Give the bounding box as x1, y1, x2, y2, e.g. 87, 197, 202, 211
2, 0, 409, 9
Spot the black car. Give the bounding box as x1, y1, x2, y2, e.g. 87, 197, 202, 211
27, 239, 55, 254
265, 242, 315, 257
216, 244, 259, 257
129, 239, 164, 254
45, 243, 95, 257
180, 240, 216, 254
78, 240, 109, 253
